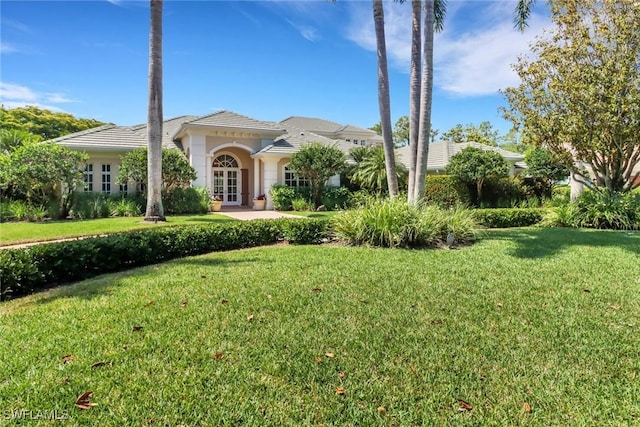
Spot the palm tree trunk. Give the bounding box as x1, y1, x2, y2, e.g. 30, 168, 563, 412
413, 0, 434, 202
407, 0, 421, 204
145, 0, 165, 221
373, 0, 399, 197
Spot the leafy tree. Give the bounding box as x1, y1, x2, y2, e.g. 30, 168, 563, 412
393, 116, 410, 147
503, 0, 640, 192
442, 122, 500, 146
146, 0, 165, 221
0, 129, 41, 154
2, 142, 87, 215
289, 142, 346, 208
525, 148, 569, 184
369, 122, 382, 136
117, 147, 196, 192
350, 145, 408, 194
0, 106, 104, 140
445, 147, 510, 204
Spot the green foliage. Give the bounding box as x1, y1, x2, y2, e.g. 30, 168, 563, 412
502, 1, 640, 192
109, 199, 142, 217
332, 198, 477, 248
0, 218, 330, 300
348, 145, 408, 194
289, 142, 346, 208
474, 208, 546, 228
393, 115, 410, 147
442, 121, 501, 146
2, 142, 88, 210
423, 175, 470, 207
269, 184, 299, 211
445, 147, 510, 204
321, 186, 351, 210
482, 176, 528, 208
0, 128, 42, 153
163, 187, 209, 215
0, 106, 105, 140
291, 197, 313, 212
117, 147, 197, 191
570, 190, 639, 230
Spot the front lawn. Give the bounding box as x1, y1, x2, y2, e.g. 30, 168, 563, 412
0, 214, 235, 246
1, 228, 638, 425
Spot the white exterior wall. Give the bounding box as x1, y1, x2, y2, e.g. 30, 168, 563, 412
189, 134, 207, 187
262, 158, 279, 210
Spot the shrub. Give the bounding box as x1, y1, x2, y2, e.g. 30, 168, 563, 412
291, 197, 313, 211
423, 175, 470, 208
570, 190, 639, 230
164, 187, 209, 214
482, 177, 528, 208
8, 200, 30, 221
0, 218, 331, 301
474, 208, 546, 228
270, 184, 298, 211
321, 186, 351, 210
110, 199, 142, 217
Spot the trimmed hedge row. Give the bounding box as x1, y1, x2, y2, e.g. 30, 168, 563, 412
0, 218, 328, 301
474, 208, 546, 228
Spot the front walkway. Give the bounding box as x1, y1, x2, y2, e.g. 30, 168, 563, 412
216, 207, 301, 221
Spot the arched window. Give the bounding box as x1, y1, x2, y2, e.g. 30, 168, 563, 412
212, 154, 238, 168
283, 164, 310, 187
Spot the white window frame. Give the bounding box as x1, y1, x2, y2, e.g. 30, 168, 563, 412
283, 164, 310, 188
101, 164, 111, 194
83, 164, 93, 192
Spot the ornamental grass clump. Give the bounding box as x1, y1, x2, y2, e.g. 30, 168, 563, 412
332, 198, 477, 248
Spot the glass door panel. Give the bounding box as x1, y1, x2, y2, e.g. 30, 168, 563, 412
227, 171, 238, 202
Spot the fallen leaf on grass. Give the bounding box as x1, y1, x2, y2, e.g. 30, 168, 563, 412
220, 298, 229, 304
523, 402, 532, 413
610, 305, 620, 311
496, 302, 503, 308
408, 365, 418, 376
75, 391, 98, 409
132, 326, 143, 332
583, 289, 591, 293
457, 399, 473, 412
201, 275, 207, 279
213, 352, 224, 360
312, 287, 322, 292
62, 377, 69, 385
325, 353, 335, 359
247, 314, 254, 322
377, 406, 386, 415
91, 361, 112, 368
336, 387, 345, 395
315, 357, 323, 364
145, 301, 154, 307
338, 371, 346, 379
180, 301, 188, 307
62, 354, 74, 363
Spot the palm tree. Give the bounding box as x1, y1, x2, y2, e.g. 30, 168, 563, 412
351, 146, 408, 194
407, 0, 421, 201
373, 0, 399, 197
145, 0, 165, 221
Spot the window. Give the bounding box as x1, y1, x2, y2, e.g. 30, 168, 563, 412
346, 139, 351, 143
101, 164, 111, 193
284, 165, 310, 188
119, 182, 128, 194
360, 140, 366, 145
83, 164, 93, 192
212, 154, 238, 168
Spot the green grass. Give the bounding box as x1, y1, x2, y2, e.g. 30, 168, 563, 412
285, 210, 340, 219
0, 214, 235, 246
1, 228, 639, 425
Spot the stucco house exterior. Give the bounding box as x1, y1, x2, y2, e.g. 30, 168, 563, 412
52, 110, 525, 210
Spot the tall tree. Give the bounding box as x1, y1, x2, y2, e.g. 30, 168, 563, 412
503, 0, 640, 192
0, 106, 104, 140
289, 142, 346, 208
145, 0, 165, 221
442, 121, 501, 146
373, 0, 399, 197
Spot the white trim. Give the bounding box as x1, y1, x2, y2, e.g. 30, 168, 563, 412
210, 152, 242, 206
207, 142, 254, 155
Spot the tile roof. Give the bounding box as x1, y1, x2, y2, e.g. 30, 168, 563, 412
396, 141, 525, 171
280, 116, 378, 137
183, 110, 282, 132
256, 122, 357, 156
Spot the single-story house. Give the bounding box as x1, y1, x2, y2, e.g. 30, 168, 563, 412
51, 110, 525, 209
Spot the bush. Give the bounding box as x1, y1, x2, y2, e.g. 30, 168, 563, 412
474, 208, 546, 228
332, 198, 477, 248
321, 186, 351, 210
570, 190, 639, 230
0, 218, 331, 301
423, 175, 470, 208
269, 184, 298, 211
164, 187, 209, 214
481, 177, 528, 208
291, 197, 313, 211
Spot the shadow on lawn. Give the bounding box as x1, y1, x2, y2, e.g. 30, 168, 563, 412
486, 227, 640, 259
32, 256, 261, 305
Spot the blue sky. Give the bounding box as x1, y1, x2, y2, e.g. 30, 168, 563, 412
1, 0, 550, 136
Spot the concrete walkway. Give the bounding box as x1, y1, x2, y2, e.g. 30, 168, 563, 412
216, 208, 302, 221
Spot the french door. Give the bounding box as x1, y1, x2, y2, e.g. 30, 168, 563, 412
211, 155, 241, 205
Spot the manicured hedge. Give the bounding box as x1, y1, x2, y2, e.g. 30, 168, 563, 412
0, 218, 328, 301
474, 208, 546, 228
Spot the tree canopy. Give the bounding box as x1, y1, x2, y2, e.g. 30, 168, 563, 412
445, 147, 510, 203
349, 145, 408, 194
117, 147, 196, 192
442, 122, 501, 146
0, 106, 105, 140
502, 0, 640, 192
289, 142, 346, 208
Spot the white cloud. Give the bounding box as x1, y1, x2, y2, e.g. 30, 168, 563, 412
345, 1, 550, 97
286, 19, 319, 42
0, 42, 18, 54
0, 82, 76, 110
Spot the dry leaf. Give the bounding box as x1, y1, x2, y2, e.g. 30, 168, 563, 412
75, 391, 98, 410
260, 406, 267, 416
145, 300, 154, 307
338, 371, 346, 379
610, 305, 620, 311
62, 354, 74, 363
336, 387, 345, 395
213, 352, 224, 360
62, 377, 69, 385
201, 275, 207, 279
457, 399, 473, 412
312, 287, 322, 292
132, 326, 143, 332
221, 298, 229, 304
180, 301, 188, 307
523, 402, 532, 413
91, 361, 111, 368
377, 406, 386, 415
247, 314, 254, 322
409, 364, 418, 376
542, 303, 548, 308
325, 353, 335, 359
315, 357, 323, 364
496, 302, 503, 308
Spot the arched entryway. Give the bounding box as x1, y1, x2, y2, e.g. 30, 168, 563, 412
211, 153, 241, 205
